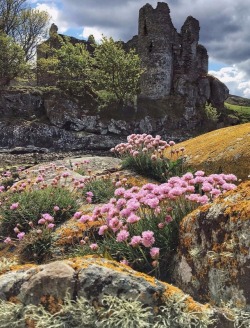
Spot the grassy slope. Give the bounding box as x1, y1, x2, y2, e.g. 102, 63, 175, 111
225, 94, 250, 122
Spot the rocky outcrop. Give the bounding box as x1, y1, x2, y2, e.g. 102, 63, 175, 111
0, 120, 125, 152
173, 181, 250, 309
169, 122, 250, 181
0, 256, 235, 327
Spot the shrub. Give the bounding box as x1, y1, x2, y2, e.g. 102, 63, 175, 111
0, 186, 78, 238
82, 175, 116, 204
111, 134, 186, 182
17, 225, 56, 264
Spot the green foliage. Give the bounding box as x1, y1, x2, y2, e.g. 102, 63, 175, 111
122, 154, 184, 182
225, 102, 250, 122
0, 0, 50, 62
83, 176, 116, 204
0, 186, 78, 237
17, 226, 55, 264
92, 37, 143, 106
0, 32, 28, 86
56, 40, 92, 95
204, 103, 219, 123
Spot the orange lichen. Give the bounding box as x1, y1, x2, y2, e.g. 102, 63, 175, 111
54, 219, 102, 246
0, 262, 35, 276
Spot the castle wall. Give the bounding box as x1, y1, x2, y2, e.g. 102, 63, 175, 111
138, 3, 178, 98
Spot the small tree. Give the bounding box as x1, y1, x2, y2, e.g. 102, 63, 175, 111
56, 39, 92, 95
93, 37, 143, 106
0, 32, 28, 86
0, 0, 50, 61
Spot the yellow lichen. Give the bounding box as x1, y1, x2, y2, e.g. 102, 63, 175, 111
164, 123, 250, 181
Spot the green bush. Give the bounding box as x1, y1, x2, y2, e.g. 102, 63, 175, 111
122, 154, 184, 182
0, 186, 78, 238
17, 227, 55, 264
82, 176, 116, 204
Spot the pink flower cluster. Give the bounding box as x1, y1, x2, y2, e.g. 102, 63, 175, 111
76, 171, 237, 255
111, 133, 172, 157
38, 213, 55, 229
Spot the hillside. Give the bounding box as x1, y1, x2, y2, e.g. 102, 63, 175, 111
225, 94, 250, 123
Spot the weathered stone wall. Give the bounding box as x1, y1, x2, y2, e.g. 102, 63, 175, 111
138, 3, 178, 98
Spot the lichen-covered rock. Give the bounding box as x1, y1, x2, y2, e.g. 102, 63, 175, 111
0, 256, 234, 327
173, 123, 250, 181
173, 181, 250, 309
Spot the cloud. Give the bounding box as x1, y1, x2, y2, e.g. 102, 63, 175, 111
209, 66, 250, 97
32, 0, 250, 97
33, 2, 69, 33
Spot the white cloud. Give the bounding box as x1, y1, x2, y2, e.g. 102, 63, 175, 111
81, 27, 103, 42
238, 82, 250, 98
209, 66, 250, 97
35, 2, 69, 33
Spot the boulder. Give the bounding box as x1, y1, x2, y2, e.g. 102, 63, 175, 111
0, 256, 234, 326
173, 181, 250, 309
172, 123, 250, 181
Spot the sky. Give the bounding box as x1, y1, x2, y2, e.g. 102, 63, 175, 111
28, 0, 250, 98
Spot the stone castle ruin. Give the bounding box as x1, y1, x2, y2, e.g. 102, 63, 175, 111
36, 2, 229, 134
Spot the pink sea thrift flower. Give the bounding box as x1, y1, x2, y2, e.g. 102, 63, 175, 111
78, 215, 92, 223
120, 259, 129, 266
98, 225, 108, 235
38, 218, 46, 225
86, 196, 92, 203
165, 215, 173, 223
73, 211, 82, 219
10, 202, 19, 210
47, 223, 55, 229
4, 237, 12, 244
116, 230, 130, 242
126, 213, 141, 224
141, 231, 155, 247
54, 206, 60, 211
42, 213, 54, 222
150, 247, 160, 259
62, 171, 70, 178
17, 232, 25, 240
14, 227, 20, 233
195, 170, 205, 177
90, 243, 99, 251
129, 235, 142, 247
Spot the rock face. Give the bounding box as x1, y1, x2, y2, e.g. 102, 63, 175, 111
0, 89, 197, 153
173, 181, 250, 309
0, 256, 234, 327
172, 122, 250, 181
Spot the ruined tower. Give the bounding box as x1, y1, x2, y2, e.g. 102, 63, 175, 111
137, 2, 209, 102
138, 3, 179, 99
